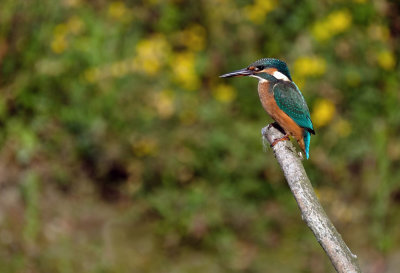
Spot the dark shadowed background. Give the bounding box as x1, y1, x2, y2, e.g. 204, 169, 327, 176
0, 0, 399, 272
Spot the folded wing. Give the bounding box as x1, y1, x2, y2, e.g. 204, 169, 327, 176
273, 82, 315, 134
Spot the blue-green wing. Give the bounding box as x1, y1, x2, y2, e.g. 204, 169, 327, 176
273, 82, 314, 133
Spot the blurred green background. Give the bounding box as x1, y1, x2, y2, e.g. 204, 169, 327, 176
0, 0, 399, 272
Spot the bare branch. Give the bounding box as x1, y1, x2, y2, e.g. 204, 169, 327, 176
261, 124, 362, 273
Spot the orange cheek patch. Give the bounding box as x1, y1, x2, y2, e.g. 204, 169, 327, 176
263, 68, 278, 74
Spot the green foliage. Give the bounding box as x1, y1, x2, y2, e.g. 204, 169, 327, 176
0, 0, 400, 272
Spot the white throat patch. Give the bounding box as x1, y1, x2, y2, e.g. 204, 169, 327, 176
272, 71, 290, 81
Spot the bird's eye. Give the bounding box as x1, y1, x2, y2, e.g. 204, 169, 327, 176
256, 66, 264, 71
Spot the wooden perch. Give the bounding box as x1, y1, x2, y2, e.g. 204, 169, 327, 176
261, 123, 362, 273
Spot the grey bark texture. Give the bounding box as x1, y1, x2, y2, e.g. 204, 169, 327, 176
261, 124, 362, 273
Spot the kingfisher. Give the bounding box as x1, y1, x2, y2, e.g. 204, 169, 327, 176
220, 58, 315, 159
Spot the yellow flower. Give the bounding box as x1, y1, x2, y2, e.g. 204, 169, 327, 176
293, 56, 326, 77
377, 50, 396, 70
179, 24, 206, 52
50, 18, 84, 54
312, 10, 352, 42
83, 59, 133, 83
213, 84, 236, 103
133, 34, 171, 75
329, 10, 352, 32
108, 1, 127, 19
312, 99, 336, 128
83, 68, 101, 83
244, 6, 265, 24
312, 23, 330, 41
153, 90, 175, 119
66, 16, 84, 34
51, 34, 68, 54
171, 52, 199, 90
53, 23, 68, 36
245, 0, 276, 24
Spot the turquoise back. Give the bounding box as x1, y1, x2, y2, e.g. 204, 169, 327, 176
272, 81, 314, 159
272, 81, 314, 133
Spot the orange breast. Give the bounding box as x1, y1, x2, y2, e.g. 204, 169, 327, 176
258, 82, 306, 153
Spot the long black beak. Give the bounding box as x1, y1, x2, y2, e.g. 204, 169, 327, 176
220, 68, 252, 78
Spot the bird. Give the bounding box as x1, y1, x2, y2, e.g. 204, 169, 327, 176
220, 58, 315, 159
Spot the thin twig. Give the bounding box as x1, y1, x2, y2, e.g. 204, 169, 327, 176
261, 124, 362, 273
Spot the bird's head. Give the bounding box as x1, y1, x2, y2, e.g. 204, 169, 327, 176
220, 58, 292, 82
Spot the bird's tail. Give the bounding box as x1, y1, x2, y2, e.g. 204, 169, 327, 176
303, 131, 311, 159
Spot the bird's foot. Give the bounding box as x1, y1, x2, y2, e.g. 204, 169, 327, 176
270, 134, 290, 147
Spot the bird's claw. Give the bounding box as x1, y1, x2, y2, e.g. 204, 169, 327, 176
270, 134, 290, 147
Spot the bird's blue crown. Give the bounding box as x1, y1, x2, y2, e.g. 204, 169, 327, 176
249, 58, 292, 81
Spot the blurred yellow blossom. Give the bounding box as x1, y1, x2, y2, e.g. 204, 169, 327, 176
83, 67, 101, 83
312, 99, 336, 128
177, 24, 206, 52
66, 16, 84, 34
245, 0, 276, 24
329, 11, 351, 32
54, 23, 68, 36
312, 10, 352, 42
213, 84, 236, 103
108, 1, 128, 19
51, 34, 68, 54
312, 25, 330, 41
50, 18, 84, 54
132, 138, 158, 157
171, 52, 200, 90
293, 56, 326, 77
83, 59, 133, 83
334, 119, 352, 137
133, 34, 171, 75
153, 90, 175, 119
377, 50, 396, 70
